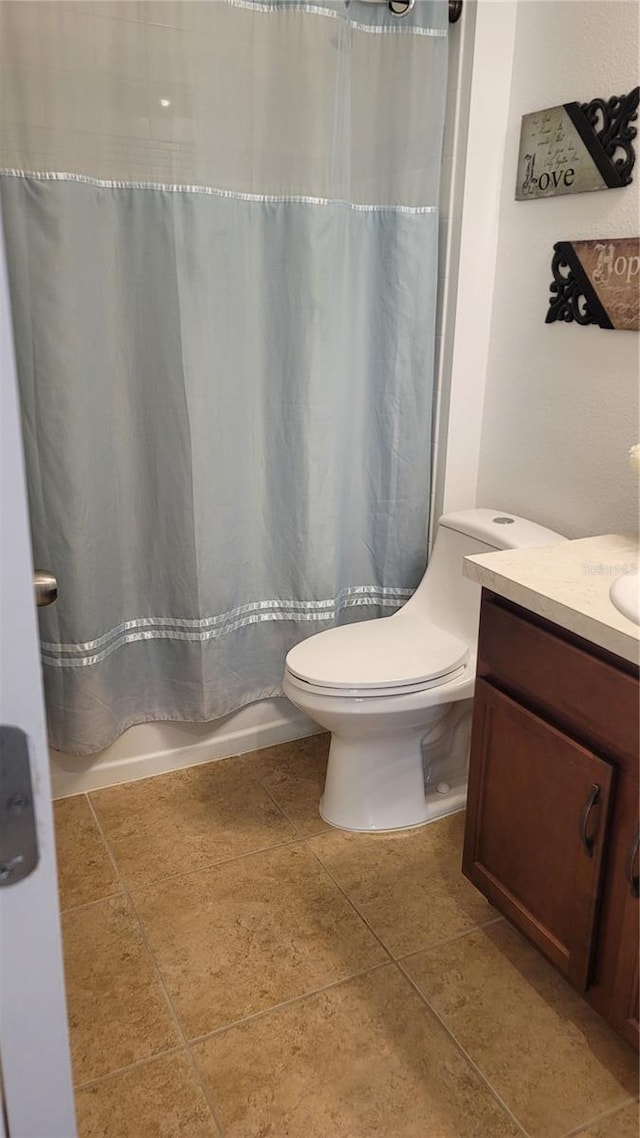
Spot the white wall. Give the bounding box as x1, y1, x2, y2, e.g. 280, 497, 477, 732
475, 0, 640, 537
437, 0, 518, 519
430, 0, 479, 542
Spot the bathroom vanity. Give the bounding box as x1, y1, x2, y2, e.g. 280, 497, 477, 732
462, 535, 640, 1049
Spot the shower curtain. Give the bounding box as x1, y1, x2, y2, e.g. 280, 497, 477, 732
0, 0, 448, 754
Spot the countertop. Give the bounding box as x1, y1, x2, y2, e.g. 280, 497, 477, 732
464, 533, 640, 666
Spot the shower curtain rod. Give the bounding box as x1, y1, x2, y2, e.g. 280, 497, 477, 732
385, 1, 462, 22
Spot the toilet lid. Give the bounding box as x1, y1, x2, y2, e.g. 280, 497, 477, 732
285, 613, 469, 691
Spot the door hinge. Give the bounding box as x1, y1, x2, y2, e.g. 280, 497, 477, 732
0, 726, 39, 887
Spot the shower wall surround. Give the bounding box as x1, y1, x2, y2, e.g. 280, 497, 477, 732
0, 1, 451, 770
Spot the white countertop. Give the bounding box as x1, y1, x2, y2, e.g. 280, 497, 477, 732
464, 533, 640, 666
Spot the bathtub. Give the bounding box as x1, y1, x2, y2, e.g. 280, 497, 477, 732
50, 698, 319, 798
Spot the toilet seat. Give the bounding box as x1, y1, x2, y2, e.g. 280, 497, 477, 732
284, 663, 467, 699
285, 613, 469, 697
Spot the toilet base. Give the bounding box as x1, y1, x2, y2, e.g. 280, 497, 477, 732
320, 788, 467, 833
319, 732, 466, 833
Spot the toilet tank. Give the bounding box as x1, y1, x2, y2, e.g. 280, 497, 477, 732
402, 508, 567, 646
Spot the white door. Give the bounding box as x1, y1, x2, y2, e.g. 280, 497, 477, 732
0, 215, 76, 1136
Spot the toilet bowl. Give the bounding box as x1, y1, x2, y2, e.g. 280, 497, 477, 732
283, 508, 567, 832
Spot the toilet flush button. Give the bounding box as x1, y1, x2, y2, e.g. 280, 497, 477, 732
493, 516, 515, 524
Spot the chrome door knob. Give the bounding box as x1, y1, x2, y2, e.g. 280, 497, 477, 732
34, 571, 57, 608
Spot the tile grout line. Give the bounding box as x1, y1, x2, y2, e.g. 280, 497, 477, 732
560, 1096, 639, 1138
246, 745, 331, 832
82, 768, 303, 896
68, 754, 328, 921
162, 779, 404, 1049
88, 774, 402, 1063
84, 796, 227, 1138
395, 958, 533, 1138
249, 771, 330, 840
69, 744, 314, 893
74, 1046, 185, 1093
394, 914, 505, 962
82, 777, 393, 1133
255, 779, 325, 834
256, 783, 411, 969
87, 777, 514, 1051
262, 783, 521, 1015
298, 832, 399, 960
84, 831, 304, 900
89, 768, 411, 1037
60, 889, 125, 917
188, 960, 392, 1047
68, 777, 629, 1138
296, 810, 534, 1138
298, 818, 505, 966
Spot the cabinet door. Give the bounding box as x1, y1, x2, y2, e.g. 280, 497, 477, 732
463, 679, 613, 990
610, 816, 639, 1048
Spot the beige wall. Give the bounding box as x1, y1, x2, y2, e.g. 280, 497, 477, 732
475, 0, 639, 538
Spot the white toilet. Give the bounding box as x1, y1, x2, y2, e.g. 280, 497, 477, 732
283, 508, 566, 833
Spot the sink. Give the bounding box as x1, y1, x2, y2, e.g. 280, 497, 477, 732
610, 568, 640, 625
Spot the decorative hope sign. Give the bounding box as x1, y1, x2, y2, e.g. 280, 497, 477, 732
516, 88, 639, 200
546, 238, 640, 331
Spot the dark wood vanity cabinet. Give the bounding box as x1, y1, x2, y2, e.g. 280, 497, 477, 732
463, 591, 640, 1048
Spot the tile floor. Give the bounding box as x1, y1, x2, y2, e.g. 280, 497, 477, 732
54, 734, 639, 1138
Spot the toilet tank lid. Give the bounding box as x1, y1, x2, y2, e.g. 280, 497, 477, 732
439, 508, 567, 550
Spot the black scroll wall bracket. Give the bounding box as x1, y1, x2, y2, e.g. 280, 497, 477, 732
545, 243, 611, 328
573, 87, 640, 187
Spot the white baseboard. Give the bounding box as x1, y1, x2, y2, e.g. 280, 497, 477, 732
50, 698, 320, 798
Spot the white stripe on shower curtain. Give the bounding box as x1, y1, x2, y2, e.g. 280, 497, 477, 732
0, 0, 448, 754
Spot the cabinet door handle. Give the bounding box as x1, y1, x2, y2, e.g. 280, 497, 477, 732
579, 783, 600, 857
625, 829, 640, 899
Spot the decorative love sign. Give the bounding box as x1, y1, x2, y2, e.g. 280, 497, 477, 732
546, 238, 640, 331
516, 88, 639, 200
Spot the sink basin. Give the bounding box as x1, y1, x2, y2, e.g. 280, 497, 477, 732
610, 568, 640, 625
